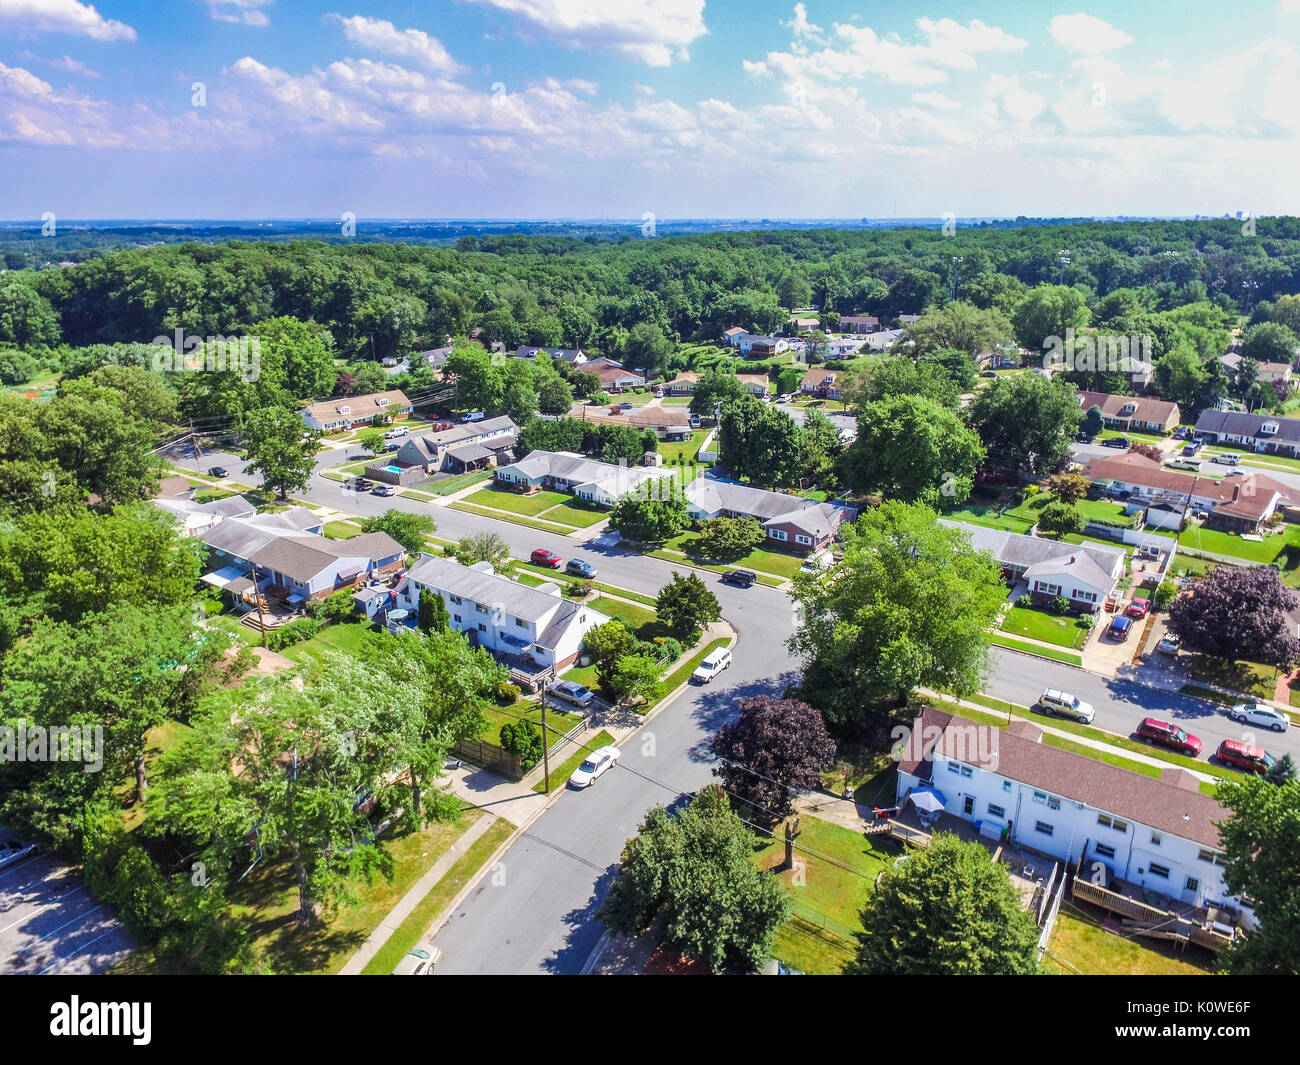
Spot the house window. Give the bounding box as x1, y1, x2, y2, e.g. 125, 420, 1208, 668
1150, 831, 1162, 846
474, 602, 487, 613
1002, 780, 1012, 793
1198, 849, 1222, 866
1186, 877, 1200, 894
453, 613, 462, 623
1097, 814, 1128, 833
514, 617, 528, 629
477, 623, 486, 632
1077, 591, 1097, 603
795, 534, 812, 546
1094, 843, 1116, 860
1032, 790, 1060, 811
1034, 821, 1054, 837
449, 594, 463, 605
987, 803, 1006, 818
769, 529, 788, 542
1148, 863, 1170, 879
945, 762, 972, 777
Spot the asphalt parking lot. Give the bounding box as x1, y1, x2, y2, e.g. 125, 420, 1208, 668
0, 844, 135, 975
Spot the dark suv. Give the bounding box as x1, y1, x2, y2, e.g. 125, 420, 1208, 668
1136, 717, 1202, 757
721, 569, 757, 588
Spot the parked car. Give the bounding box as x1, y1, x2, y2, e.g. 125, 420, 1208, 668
1226, 702, 1290, 733
565, 558, 598, 578
721, 569, 757, 588
383, 441, 401, 451
1215, 740, 1276, 775
461, 411, 485, 422
1167, 458, 1202, 471
549, 680, 595, 710
393, 944, 443, 975
1212, 452, 1241, 466
1107, 615, 1133, 641
1183, 441, 1203, 456
354, 477, 373, 490
568, 745, 620, 789
1126, 598, 1151, 619
688, 415, 701, 428
208, 466, 229, 478
1136, 717, 1202, 756
430, 420, 454, 431
608, 405, 623, 415
617, 401, 633, 410
1037, 688, 1096, 724
1076, 432, 1095, 444
691, 646, 732, 684
1102, 436, 1130, 449
980, 369, 997, 378
0, 839, 36, 869
371, 484, 397, 497
530, 548, 563, 569
1156, 634, 1181, 655
385, 426, 409, 440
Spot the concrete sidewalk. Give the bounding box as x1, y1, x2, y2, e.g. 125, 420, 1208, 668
338, 810, 500, 975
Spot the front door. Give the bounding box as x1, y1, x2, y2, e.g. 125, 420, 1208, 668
963, 796, 974, 816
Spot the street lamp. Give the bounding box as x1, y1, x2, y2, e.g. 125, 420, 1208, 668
950, 256, 964, 302
1058, 251, 1071, 286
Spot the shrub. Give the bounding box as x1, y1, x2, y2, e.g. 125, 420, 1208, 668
1154, 581, 1178, 610
1016, 594, 1033, 609
567, 580, 594, 598
265, 617, 319, 651
1078, 613, 1097, 629
1050, 596, 1070, 615
499, 720, 544, 770
496, 682, 521, 705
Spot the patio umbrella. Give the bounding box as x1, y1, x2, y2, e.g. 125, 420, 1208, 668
909, 788, 947, 814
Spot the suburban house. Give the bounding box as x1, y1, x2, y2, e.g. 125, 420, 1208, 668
494, 449, 676, 506
941, 520, 1125, 610
736, 372, 770, 396
300, 389, 412, 433
584, 406, 692, 438
1081, 452, 1293, 532
736, 334, 790, 358
790, 316, 821, 332
827, 338, 864, 358
380, 416, 519, 481
666, 371, 701, 395
860, 328, 904, 353
1076, 391, 1181, 434
1220, 353, 1293, 387
584, 357, 646, 392
513, 345, 588, 366
154, 493, 257, 539
896, 706, 1255, 934
396, 554, 610, 670
800, 367, 844, 400
685, 478, 851, 555
199, 510, 406, 606
722, 326, 748, 346
839, 315, 880, 333
897, 313, 921, 326
1194, 409, 1300, 457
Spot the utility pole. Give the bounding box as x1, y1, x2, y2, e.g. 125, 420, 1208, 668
540, 698, 550, 793
190, 417, 200, 471
250, 561, 268, 648
950, 255, 963, 302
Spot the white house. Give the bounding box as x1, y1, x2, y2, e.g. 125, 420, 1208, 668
736, 334, 790, 358
897, 706, 1255, 925
494, 450, 675, 506
685, 478, 851, 554
154, 493, 256, 538
390, 416, 518, 475
396, 554, 609, 670
300, 389, 412, 433
941, 520, 1126, 610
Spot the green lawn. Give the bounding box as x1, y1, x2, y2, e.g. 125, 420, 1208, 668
323, 521, 362, 540
1097, 428, 1170, 446
533, 729, 616, 794
465, 486, 571, 516
426, 469, 494, 495
1186, 655, 1283, 702
1177, 522, 1300, 563
481, 700, 584, 753
537, 499, 609, 528
1202, 442, 1300, 474
989, 633, 1084, 666
589, 596, 662, 640
360, 816, 514, 974
752, 814, 902, 974
1003, 493, 1134, 530
941, 503, 1033, 535
658, 429, 710, 464
280, 620, 376, 664
661, 530, 807, 579
1000, 605, 1090, 649
402, 489, 436, 502
1047, 906, 1211, 975
449, 502, 573, 534
194, 487, 237, 503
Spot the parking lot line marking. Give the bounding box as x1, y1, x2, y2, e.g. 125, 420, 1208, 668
8, 903, 106, 957
38, 923, 125, 975
0, 884, 88, 934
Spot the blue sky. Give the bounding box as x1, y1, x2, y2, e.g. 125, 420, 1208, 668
1, 0, 1298, 219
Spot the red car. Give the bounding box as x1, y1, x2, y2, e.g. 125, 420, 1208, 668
530, 548, 563, 569
1126, 597, 1151, 619
1136, 717, 1202, 757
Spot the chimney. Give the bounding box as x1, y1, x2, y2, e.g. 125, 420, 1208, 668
1069, 555, 1076, 563
1232, 484, 1240, 502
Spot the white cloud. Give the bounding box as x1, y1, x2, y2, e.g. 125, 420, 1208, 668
463, 0, 707, 66
784, 3, 824, 42
327, 14, 464, 75
1049, 13, 1133, 54
46, 55, 101, 78
912, 91, 961, 110
205, 1, 274, 27
0, 0, 135, 41
986, 74, 1046, 121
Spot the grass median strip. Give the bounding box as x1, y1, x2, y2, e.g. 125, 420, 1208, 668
533, 729, 615, 794
989, 633, 1084, 666
645, 637, 730, 712
359, 816, 515, 975
450, 501, 573, 534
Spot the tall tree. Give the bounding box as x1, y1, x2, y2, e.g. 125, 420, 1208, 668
359, 509, 436, 555
966, 373, 1081, 474
241, 405, 318, 500
1166, 565, 1300, 669
854, 833, 1040, 974
718, 394, 802, 487
598, 786, 789, 973
655, 572, 722, 643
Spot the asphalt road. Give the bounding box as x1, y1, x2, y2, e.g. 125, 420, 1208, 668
169, 435, 1299, 973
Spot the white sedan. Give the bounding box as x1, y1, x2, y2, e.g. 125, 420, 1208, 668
568, 745, 620, 789
1227, 703, 1291, 733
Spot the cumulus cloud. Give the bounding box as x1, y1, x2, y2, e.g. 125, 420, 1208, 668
463, 0, 707, 66
327, 14, 464, 75
0, 0, 135, 41
1049, 13, 1134, 54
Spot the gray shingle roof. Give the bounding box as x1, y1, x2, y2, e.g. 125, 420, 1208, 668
941, 520, 1125, 578
685, 479, 846, 539
1195, 408, 1300, 444
405, 554, 577, 630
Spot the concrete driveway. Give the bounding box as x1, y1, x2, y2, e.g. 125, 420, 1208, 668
0, 845, 134, 975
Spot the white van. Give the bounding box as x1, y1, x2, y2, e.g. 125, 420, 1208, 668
1212, 452, 1241, 466
384, 426, 409, 440
691, 647, 732, 684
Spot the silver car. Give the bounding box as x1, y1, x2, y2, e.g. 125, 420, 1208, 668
1227, 703, 1290, 733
